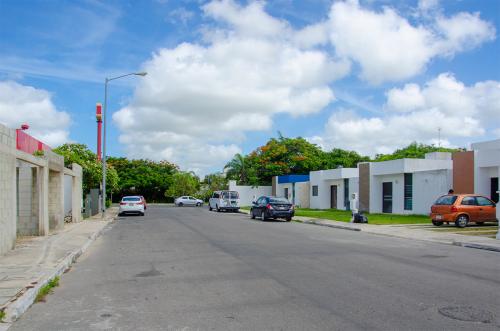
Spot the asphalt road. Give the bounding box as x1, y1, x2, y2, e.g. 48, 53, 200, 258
10, 205, 500, 331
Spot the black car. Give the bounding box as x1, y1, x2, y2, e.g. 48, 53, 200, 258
250, 196, 294, 222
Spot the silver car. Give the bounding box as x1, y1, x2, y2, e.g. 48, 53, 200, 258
174, 196, 204, 207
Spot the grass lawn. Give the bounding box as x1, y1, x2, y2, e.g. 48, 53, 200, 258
294, 208, 430, 225
241, 206, 430, 225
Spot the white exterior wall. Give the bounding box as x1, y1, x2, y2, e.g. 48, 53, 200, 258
473, 147, 500, 199
276, 182, 293, 200
370, 173, 404, 214
369, 162, 452, 215
275, 181, 309, 208
413, 170, 452, 215
295, 182, 310, 208
471, 140, 500, 239
228, 180, 272, 206
310, 168, 358, 210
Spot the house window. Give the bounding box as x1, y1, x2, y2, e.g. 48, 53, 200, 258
404, 173, 413, 210
312, 185, 318, 196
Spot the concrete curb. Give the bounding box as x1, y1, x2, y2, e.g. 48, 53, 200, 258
239, 210, 499, 253
452, 241, 500, 253
1, 213, 117, 325
297, 219, 361, 232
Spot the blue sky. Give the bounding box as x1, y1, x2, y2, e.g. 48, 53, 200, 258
0, 0, 499, 175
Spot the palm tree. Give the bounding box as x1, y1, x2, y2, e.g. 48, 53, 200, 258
224, 153, 248, 184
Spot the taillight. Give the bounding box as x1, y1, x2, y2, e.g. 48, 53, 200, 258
266, 204, 273, 210
120, 202, 126, 205
137, 202, 144, 205
450, 205, 458, 212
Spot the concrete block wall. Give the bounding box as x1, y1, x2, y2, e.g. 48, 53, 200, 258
48, 170, 64, 230
0, 124, 17, 255
17, 166, 39, 236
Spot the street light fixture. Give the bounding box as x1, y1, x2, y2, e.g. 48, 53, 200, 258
102, 72, 147, 216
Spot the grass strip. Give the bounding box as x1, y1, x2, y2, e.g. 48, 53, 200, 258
35, 276, 60, 303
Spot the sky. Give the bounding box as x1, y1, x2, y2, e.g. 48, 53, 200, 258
0, 0, 499, 175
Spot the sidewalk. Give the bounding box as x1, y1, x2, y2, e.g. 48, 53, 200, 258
239, 210, 500, 252
0, 208, 118, 326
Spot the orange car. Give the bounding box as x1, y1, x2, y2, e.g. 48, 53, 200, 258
430, 194, 497, 227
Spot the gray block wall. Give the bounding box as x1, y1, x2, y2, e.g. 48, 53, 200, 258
0, 124, 17, 255
17, 166, 39, 236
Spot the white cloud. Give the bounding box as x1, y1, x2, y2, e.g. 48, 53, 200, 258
114, 0, 350, 174
0, 81, 71, 146
114, 0, 496, 173
312, 74, 499, 156
327, 0, 495, 84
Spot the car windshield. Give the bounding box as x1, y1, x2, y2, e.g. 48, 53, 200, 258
122, 197, 141, 202
434, 195, 458, 205
269, 197, 289, 203
222, 191, 239, 199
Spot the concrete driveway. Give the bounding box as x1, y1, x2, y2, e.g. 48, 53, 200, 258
9, 205, 500, 330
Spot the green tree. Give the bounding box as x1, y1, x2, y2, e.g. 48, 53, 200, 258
374, 142, 460, 162
53, 143, 119, 194
224, 153, 253, 185
107, 157, 178, 202
198, 173, 229, 201
165, 171, 201, 198
322, 148, 370, 169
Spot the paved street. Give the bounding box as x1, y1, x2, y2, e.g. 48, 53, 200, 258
10, 205, 500, 331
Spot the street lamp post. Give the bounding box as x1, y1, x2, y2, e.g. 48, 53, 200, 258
102, 72, 147, 216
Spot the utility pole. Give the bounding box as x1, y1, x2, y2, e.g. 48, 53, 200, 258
438, 127, 441, 148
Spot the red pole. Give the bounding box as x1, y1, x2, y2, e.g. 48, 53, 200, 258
96, 103, 102, 161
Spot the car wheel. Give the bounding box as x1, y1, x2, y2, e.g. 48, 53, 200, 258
140, 212, 145, 216
209, 205, 212, 211
216, 205, 220, 212
286, 217, 292, 222
261, 210, 267, 221
432, 220, 443, 226
251, 209, 255, 219
178, 202, 183, 207
455, 214, 469, 228
196, 202, 201, 207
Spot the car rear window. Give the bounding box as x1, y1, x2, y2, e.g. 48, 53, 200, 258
269, 197, 289, 203
122, 197, 141, 202
222, 191, 239, 199
434, 195, 457, 205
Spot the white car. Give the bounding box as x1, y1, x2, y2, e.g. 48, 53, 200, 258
119, 196, 145, 216
175, 196, 204, 207
209, 190, 240, 212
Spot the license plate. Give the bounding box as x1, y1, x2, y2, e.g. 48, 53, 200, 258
435, 215, 442, 220
129, 203, 134, 206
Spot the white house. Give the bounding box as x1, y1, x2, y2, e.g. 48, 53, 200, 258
359, 152, 453, 215
228, 180, 272, 207
471, 139, 500, 204
309, 168, 358, 210
272, 175, 310, 208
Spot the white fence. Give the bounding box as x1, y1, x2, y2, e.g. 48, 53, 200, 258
228, 180, 272, 206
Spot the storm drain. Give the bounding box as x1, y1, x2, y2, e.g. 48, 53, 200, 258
438, 306, 494, 323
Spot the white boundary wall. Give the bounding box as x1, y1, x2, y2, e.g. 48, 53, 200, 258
228, 180, 272, 206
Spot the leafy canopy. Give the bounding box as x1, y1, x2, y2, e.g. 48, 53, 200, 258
165, 171, 201, 198
53, 143, 119, 194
